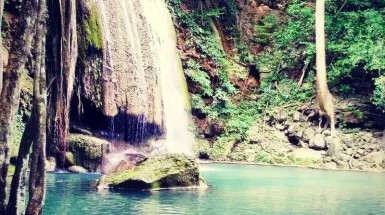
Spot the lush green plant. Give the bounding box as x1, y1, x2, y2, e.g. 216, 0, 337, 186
373, 75, 385, 112
170, 0, 385, 163
255, 15, 278, 44
186, 59, 213, 96
84, 5, 103, 50
257, 0, 385, 95
168, 0, 239, 121
2, 11, 7, 38
255, 151, 274, 164
327, 8, 385, 86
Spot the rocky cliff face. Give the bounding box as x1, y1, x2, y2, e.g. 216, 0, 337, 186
3, 0, 193, 166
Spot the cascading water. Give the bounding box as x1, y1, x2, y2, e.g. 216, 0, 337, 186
142, 0, 194, 155
91, 0, 194, 171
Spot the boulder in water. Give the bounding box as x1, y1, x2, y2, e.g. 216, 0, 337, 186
68, 166, 88, 173
97, 154, 206, 190
45, 157, 57, 172
67, 134, 110, 172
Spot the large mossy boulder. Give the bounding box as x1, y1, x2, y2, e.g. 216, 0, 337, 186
97, 154, 206, 190
67, 134, 109, 172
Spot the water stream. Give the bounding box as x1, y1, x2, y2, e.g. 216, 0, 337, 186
43, 164, 385, 214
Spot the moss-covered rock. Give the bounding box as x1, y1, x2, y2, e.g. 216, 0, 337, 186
84, 4, 103, 50
67, 134, 109, 172
68, 166, 88, 174
97, 154, 206, 190
78, 1, 103, 61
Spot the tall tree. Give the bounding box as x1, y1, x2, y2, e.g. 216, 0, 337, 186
0, 0, 40, 212
0, 0, 4, 92
7, 0, 47, 213
26, 36, 47, 215
7, 113, 36, 215
47, 0, 77, 165
315, 0, 335, 133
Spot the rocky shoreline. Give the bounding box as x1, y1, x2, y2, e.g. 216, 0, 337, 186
198, 99, 385, 172
197, 160, 385, 173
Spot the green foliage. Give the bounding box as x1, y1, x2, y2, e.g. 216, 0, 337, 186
197, 139, 211, 158
327, 8, 385, 86
347, 106, 365, 120
255, 15, 278, 44
257, 1, 385, 97
197, 137, 234, 161
2, 11, 7, 38
190, 94, 206, 113
168, 0, 239, 122
11, 113, 26, 158
186, 59, 213, 96
255, 151, 274, 164
255, 152, 319, 165
373, 75, 385, 112
223, 101, 259, 138
171, 0, 385, 163
78, 4, 103, 62
256, 1, 315, 74
257, 76, 314, 115
84, 5, 103, 50
228, 151, 249, 161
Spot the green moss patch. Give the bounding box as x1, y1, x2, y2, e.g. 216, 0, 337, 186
84, 5, 103, 50
67, 134, 109, 171
78, 3, 103, 61
98, 154, 202, 190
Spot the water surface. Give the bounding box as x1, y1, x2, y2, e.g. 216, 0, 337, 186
43, 164, 385, 215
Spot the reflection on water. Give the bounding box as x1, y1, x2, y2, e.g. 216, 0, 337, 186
43, 164, 385, 215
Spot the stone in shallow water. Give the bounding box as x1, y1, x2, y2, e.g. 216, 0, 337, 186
97, 154, 206, 190
68, 166, 88, 173
45, 157, 56, 172
67, 134, 109, 172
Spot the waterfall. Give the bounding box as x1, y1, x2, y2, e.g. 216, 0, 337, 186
94, 0, 193, 156
142, 0, 194, 155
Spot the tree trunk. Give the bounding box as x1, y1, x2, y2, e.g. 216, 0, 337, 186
7, 112, 36, 215
0, 0, 5, 93
315, 0, 335, 133
26, 41, 47, 214
0, 0, 40, 213
47, 0, 77, 166
26, 0, 47, 213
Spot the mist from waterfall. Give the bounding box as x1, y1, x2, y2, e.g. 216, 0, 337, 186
96, 0, 194, 157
